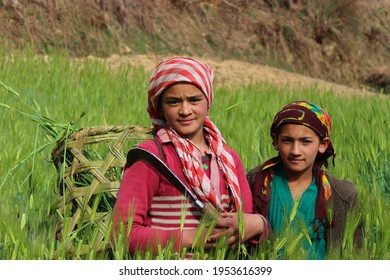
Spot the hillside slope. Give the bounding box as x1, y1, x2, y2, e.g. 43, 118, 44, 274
1, 0, 389, 92
88, 53, 379, 97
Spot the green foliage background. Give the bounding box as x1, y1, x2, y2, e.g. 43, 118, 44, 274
0, 50, 389, 259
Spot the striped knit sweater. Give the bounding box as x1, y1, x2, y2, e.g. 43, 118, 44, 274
113, 138, 253, 254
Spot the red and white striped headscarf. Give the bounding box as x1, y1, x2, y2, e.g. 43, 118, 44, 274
147, 57, 242, 211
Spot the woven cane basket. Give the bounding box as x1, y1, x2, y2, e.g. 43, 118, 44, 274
51, 125, 153, 257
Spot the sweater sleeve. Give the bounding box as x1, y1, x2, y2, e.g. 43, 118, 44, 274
350, 188, 364, 248
327, 176, 364, 249
112, 140, 181, 254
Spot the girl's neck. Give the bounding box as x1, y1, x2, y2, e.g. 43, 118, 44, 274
190, 134, 209, 155
282, 166, 313, 182
282, 167, 313, 199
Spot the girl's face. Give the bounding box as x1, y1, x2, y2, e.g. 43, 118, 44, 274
272, 124, 330, 179
161, 83, 209, 145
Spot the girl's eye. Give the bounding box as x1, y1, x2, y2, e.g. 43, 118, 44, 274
189, 98, 200, 104
302, 140, 312, 144
189, 95, 203, 102
166, 99, 180, 105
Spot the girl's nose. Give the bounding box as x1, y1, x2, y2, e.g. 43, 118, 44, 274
290, 142, 301, 155
179, 102, 191, 115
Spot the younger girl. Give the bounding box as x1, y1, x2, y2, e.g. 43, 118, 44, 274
247, 101, 363, 259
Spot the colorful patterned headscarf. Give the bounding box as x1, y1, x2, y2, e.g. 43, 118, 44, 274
252, 101, 335, 228
270, 100, 335, 168
147, 57, 241, 211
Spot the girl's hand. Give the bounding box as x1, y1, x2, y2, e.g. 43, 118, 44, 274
181, 227, 224, 249
206, 212, 266, 247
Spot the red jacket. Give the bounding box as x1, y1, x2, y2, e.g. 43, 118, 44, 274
113, 138, 253, 254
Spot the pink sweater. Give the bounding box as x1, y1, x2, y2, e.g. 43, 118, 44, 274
113, 138, 253, 254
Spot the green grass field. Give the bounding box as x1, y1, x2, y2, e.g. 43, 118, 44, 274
0, 50, 389, 260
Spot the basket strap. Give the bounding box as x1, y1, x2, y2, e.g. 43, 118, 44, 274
153, 138, 166, 162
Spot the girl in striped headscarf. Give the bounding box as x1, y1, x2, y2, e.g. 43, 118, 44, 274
113, 57, 267, 256
247, 101, 363, 259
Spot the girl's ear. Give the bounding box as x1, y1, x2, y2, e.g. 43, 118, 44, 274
271, 133, 279, 150
319, 137, 330, 154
